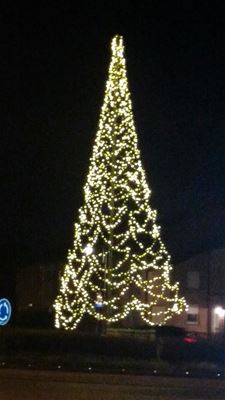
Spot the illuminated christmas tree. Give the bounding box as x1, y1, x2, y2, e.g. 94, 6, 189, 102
54, 35, 186, 330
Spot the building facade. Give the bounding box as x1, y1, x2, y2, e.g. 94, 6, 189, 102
15, 263, 61, 327
14, 247, 225, 336
171, 247, 225, 338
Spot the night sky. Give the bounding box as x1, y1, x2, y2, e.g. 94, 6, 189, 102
1, 2, 225, 268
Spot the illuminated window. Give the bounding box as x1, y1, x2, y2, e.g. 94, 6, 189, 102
186, 305, 199, 324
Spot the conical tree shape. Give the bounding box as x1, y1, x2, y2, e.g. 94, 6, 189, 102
54, 35, 186, 330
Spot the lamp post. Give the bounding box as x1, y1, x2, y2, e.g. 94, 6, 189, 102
94, 293, 104, 335
83, 245, 105, 334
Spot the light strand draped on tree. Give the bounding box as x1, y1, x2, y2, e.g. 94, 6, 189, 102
54, 35, 186, 330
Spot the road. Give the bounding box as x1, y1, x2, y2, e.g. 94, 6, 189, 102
0, 369, 224, 400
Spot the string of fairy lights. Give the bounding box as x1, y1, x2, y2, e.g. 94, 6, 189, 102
54, 35, 187, 330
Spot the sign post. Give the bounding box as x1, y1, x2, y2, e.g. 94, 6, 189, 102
0, 298, 12, 356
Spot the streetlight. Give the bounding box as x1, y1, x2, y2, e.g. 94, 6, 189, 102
214, 306, 225, 337
214, 306, 225, 319
95, 293, 104, 309
83, 245, 104, 334
214, 306, 225, 375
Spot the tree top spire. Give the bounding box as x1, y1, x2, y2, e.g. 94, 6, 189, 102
111, 35, 124, 58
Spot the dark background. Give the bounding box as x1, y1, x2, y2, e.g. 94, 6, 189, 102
1, 1, 225, 273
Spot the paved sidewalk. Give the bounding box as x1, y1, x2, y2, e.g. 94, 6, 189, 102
0, 369, 225, 400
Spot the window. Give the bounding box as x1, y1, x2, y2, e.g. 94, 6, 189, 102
186, 305, 199, 325
187, 271, 200, 289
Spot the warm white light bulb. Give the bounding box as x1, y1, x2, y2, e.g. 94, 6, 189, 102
84, 244, 93, 256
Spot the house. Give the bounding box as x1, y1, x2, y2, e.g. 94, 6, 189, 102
15, 263, 61, 327
14, 247, 225, 337
171, 247, 225, 338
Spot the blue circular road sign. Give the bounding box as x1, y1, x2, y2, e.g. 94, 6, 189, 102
0, 298, 12, 326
